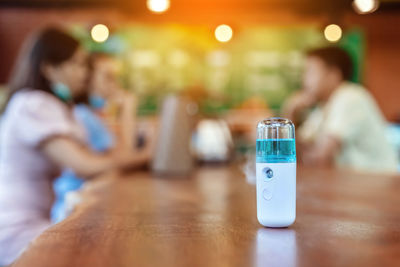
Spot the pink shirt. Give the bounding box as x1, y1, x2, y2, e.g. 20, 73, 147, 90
0, 90, 85, 264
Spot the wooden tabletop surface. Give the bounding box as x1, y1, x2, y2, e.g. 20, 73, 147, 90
12, 165, 400, 267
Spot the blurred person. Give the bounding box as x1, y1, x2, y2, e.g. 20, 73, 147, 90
0, 28, 151, 265
88, 52, 137, 150
282, 46, 398, 173
52, 52, 142, 222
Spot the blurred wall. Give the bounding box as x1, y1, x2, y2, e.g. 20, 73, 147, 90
346, 13, 400, 123
0, 8, 124, 84
0, 7, 399, 121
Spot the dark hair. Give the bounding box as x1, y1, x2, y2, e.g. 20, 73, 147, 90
3, 27, 81, 111
307, 46, 353, 81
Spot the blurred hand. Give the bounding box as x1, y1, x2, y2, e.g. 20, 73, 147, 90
109, 87, 131, 105
282, 91, 317, 124
298, 135, 340, 167
112, 147, 151, 171
112, 117, 157, 171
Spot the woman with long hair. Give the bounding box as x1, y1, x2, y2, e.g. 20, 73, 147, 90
0, 28, 150, 265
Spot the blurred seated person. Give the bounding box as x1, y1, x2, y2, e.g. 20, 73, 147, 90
87, 53, 137, 148
52, 52, 144, 222
282, 46, 398, 173
0, 28, 151, 265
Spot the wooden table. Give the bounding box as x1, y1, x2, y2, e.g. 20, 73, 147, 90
13, 165, 400, 267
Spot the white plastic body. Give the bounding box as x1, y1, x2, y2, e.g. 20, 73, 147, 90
256, 162, 296, 227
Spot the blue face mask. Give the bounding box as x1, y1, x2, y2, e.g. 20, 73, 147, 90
51, 82, 72, 102
89, 95, 106, 110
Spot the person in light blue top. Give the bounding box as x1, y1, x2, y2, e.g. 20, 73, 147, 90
51, 103, 114, 222
75, 103, 114, 151
51, 52, 142, 223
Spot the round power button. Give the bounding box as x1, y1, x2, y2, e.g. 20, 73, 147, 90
262, 187, 273, 200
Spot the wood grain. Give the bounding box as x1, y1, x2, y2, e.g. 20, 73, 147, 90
12, 165, 400, 267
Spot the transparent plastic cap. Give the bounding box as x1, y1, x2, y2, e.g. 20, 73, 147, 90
257, 117, 295, 140
256, 117, 296, 163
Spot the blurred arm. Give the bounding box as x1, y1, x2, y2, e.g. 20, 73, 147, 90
300, 135, 341, 167
113, 91, 155, 161
281, 91, 317, 125
41, 137, 149, 179
118, 92, 137, 151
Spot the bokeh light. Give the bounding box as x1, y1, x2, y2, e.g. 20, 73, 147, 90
353, 0, 379, 14
91, 24, 109, 43
147, 0, 170, 13
215, 24, 233, 43
324, 24, 342, 43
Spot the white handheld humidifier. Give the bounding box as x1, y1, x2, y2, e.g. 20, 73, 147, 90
256, 117, 296, 227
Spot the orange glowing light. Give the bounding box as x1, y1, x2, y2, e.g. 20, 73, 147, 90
147, 0, 170, 13
353, 0, 379, 14
324, 24, 342, 43
91, 24, 109, 43
215, 24, 233, 43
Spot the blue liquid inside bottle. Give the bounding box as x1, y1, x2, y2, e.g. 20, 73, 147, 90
256, 139, 296, 163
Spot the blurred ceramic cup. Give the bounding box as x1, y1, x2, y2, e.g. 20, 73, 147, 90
151, 95, 196, 175
191, 119, 233, 162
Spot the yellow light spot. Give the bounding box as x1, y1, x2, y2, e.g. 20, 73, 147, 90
147, 0, 170, 13
324, 24, 342, 43
91, 24, 109, 43
353, 0, 379, 14
215, 24, 233, 43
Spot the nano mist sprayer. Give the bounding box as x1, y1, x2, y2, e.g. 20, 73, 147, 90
256, 117, 296, 227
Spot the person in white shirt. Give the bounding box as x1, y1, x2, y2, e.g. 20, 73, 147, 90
283, 46, 398, 173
